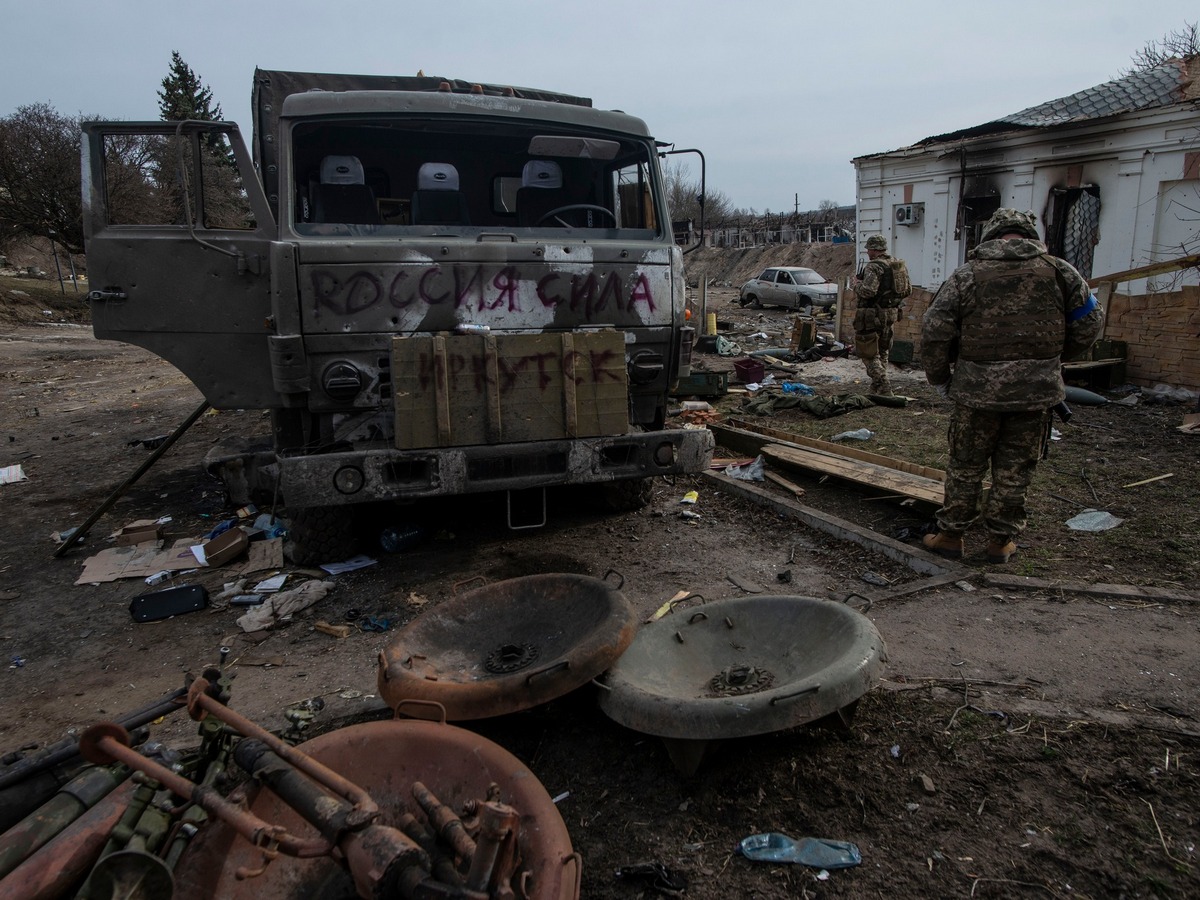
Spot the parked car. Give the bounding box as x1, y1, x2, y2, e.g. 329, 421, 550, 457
739, 267, 838, 310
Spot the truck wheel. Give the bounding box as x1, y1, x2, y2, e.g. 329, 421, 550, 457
284, 505, 357, 566
597, 478, 654, 512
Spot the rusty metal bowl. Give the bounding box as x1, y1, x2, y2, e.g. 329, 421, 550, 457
377, 573, 636, 720
173, 719, 579, 899
597, 596, 887, 774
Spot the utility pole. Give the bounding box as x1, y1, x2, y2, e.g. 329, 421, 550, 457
794, 193, 799, 215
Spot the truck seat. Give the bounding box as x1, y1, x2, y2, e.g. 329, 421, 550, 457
517, 160, 566, 226
313, 155, 380, 225
411, 163, 470, 226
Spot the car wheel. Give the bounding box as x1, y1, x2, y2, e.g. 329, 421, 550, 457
739, 293, 754, 308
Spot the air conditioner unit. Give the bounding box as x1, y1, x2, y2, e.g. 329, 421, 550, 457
895, 204, 921, 226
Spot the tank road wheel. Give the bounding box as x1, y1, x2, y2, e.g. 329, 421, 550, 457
284, 505, 357, 566
597, 478, 655, 513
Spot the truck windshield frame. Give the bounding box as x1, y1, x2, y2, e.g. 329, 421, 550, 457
285, 116, 664, 240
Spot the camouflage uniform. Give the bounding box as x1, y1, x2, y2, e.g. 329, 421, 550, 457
853, 235, 902, 395
921, 209, 1103, 547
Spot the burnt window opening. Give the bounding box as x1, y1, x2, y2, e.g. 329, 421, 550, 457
1046, 186, 1101, 279
956, 176, 1001, 257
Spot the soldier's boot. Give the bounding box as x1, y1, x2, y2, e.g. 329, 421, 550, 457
870, 378, 893, 397
922, 530, 964, 559
986, 536, 1017, 564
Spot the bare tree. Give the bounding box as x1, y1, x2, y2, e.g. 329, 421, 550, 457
1125, 21, 1199, 72
0, 103, 85, 254
663, 161, 733, 227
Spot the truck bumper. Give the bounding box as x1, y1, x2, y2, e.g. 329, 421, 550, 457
277, 428, 714, 508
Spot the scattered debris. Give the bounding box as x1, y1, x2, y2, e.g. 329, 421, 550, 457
1065, 510, 1124, 531
319, 554, 378, 575
738, 833, 862, 869
236, 580, 335, 633
130, 584, 209, 622
727, 572, 765, 594
860, 572, 891, 587
919, 774, 937, 794
679, 490, 699, 505
315, 620, 353, 639
724, 455, 765, 482
647, 590, 692, 623
832, 428, 874, 442
0, 464, 28, 485
1122, 473, 1175, 489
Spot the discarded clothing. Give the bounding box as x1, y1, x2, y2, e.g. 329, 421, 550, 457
237, 580, 335, 632
741, 392, 876, 418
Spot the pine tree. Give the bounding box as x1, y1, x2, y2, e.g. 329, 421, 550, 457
157, 52, 223, 122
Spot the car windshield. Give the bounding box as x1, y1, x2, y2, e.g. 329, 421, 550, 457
795, 270, 827, 284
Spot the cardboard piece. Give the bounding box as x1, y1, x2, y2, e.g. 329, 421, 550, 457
77, 540, 202, 585
113, 519, 165, 547
191, 528, 250, 567
77, 533, 282, 586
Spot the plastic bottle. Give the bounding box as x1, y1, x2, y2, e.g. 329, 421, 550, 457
380, 524, 425, 553
831, 428, 874, 442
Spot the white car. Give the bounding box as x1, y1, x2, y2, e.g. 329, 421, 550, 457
739, 266, 838, 310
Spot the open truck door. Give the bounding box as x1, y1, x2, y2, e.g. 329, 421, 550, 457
81, 121, 279, 407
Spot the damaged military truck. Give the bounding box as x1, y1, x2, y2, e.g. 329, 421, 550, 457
81, 69, 713, 563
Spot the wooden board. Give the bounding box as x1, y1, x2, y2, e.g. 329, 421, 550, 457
763, 443, 945, 505
723, 419, 946, 481
393, 331, 628, 449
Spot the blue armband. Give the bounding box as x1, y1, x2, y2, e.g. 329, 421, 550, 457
1067, 293, 1099, 323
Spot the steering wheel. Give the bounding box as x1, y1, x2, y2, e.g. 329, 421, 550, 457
536, 204, 617, 227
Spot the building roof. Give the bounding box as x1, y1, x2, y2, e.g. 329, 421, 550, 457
914, 56, 1199, 148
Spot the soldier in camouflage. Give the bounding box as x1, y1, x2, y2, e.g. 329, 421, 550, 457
920, 208, 1103, 563
852, 234, 902, 396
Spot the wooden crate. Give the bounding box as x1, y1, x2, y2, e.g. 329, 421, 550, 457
392, 331, 629, 449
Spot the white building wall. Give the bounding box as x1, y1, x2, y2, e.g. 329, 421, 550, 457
854, 104, 1200, 294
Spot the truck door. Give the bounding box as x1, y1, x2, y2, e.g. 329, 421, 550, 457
80, 122, 278, 407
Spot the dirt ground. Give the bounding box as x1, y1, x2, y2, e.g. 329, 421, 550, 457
1, 275, 1199, 898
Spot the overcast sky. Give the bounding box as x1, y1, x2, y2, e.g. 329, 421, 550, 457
3, 1, 1196, 213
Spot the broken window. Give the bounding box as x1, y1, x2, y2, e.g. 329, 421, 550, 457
956, 176, 1001, 257
1045, 186, 1101, 279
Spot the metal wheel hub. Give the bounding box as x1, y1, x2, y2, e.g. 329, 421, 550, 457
485, 642, 539, 674
709, 664, 774, 696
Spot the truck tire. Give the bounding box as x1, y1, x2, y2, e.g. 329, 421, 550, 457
597, 478, 654, 512
284, 505, 357, 566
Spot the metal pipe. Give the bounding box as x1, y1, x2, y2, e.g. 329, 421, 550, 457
187, 678, 379, 822
0, 763, 128, 878
233, 739, 430, 899
0, 778, 136, 900
53, 400, 211, 557
78, 724, 331, 860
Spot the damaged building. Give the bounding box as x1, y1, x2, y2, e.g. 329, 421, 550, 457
852, 55, 1200, 390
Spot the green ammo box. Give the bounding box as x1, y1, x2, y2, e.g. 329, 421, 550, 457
671, 371, 729, 398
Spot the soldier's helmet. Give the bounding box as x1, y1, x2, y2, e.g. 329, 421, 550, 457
981, 208, 1039, 242
865, 234, 887, 250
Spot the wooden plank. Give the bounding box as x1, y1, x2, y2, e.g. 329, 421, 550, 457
983, 573, 1200, 605
764, 470, 806, 497
724, 419, 945, 481
702, 472, 965, 578
764, 443, 945, 505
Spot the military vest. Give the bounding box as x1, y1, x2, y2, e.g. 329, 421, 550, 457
958, 256, 1065, 362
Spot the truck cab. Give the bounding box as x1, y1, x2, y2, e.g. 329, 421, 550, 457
81, 70, 713, 560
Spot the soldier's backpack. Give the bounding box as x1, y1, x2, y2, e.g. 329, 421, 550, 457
879, 258, 912, 307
